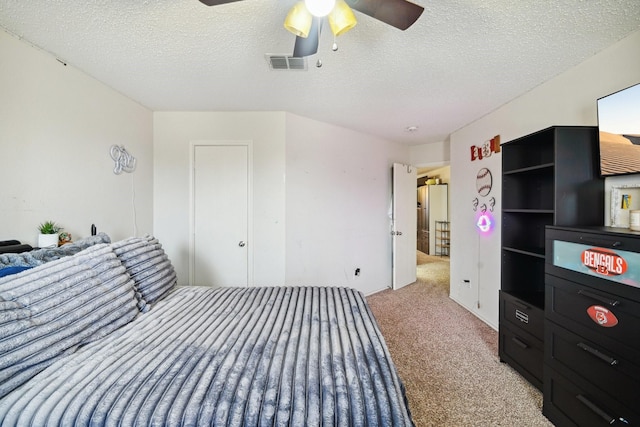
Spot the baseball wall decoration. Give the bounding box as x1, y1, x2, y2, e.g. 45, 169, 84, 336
476, 168, 493, 196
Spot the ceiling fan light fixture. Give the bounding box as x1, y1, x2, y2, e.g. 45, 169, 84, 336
328, 0, 357, 36
284, 2, 313, 38
304, 0, 336, 17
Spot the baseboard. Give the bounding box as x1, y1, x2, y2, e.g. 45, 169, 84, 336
364, 286, 392, 297
449, 294, 498, 331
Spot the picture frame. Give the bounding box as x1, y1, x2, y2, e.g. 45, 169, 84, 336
610, 184, 640, 227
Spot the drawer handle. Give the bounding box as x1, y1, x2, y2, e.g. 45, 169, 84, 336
576, 394, 618, 424
579, 238, 623, 248
511, 336, 529, 349
578, 289, 620, 307
577, 342, 619, 366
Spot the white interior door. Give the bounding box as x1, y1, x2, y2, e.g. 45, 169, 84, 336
392, 163, 417, 289
191, 143, 251, 288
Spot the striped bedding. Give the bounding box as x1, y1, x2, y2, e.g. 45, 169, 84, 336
0, 286, 413, 426
0, 244, 140, 398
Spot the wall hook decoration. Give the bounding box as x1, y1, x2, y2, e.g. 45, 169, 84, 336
110, 145, 137, 175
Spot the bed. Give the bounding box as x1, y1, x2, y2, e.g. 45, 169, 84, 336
0, 236, 413, 426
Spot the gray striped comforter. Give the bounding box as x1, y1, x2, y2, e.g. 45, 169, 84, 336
0, 286, 413, 426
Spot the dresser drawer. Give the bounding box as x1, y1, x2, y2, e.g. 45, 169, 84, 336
499, 290, 544, 340
545, 321, 640, 410
499, 322, 543, 389
543, 366, 638, 427
546, 275, 640, 352
546, 227, 640, 302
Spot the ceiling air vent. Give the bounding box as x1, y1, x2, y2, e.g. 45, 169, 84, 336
265, 54, 307, 71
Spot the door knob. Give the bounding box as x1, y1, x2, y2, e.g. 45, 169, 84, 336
238, 241, 246, 247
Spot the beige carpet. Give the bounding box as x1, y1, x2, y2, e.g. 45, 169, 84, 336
367, 252, 553, 427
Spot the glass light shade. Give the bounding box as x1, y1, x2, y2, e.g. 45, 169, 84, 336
304, 0, 336, 17
284, 2, 313, 38
328, 0, 357, 36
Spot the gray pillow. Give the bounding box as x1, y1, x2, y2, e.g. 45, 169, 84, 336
111, 235, 177, 309
0, 244, 138, 398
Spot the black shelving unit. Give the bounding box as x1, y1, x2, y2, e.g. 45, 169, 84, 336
435, 221, 450, 256
499, 126, 604, 390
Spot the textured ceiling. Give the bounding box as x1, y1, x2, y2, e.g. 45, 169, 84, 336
1, 0, 639, 145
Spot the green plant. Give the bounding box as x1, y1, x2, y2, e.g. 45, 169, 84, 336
38, 221, 63, 235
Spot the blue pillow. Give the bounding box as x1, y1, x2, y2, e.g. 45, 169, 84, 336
0, 266, 32, 278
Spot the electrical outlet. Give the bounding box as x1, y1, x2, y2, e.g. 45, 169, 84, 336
355, 268, 361, 276
462, 279, 471, 288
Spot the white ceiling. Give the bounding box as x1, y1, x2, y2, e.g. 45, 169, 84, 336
1, 1, 639, 145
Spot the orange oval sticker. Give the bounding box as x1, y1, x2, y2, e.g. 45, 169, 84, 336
581, 248, 628, 277
587, 305, 619, 327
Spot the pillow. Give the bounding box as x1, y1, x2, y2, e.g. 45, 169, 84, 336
111, 235, 177, 309
0, 266, 32, 278
0, 244, 33, 255
0, 243, 138, 398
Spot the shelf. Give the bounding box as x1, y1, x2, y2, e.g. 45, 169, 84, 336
501, 129, 554, 171
503, 162, 554, 175
503, 212, 552, 251
435, 221, 450, 256
503, 209, 554, 214
502, 246, 545, 259
503, 171, 554, 210
502, 250, 546, 294
501, 289, 545, 310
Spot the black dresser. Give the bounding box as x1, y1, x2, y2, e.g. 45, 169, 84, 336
544, 226, 640, 426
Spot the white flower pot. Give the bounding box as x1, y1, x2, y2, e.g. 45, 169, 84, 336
38, 233, 59, 248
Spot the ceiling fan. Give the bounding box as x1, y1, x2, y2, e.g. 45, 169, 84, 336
198, 0, 424, 58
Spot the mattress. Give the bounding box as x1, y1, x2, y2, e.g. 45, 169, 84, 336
0, 286, 413, 426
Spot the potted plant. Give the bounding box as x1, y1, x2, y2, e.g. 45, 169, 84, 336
37, 221, 62, 248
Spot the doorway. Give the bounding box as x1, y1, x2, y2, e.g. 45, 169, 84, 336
416, 165, 450, 283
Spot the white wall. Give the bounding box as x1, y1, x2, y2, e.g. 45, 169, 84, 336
284, 114, 409, 295
450, 138, 501, 328
153, 112, 287, 286
449, 30, 640, 329
0, 30, 153, 245
153, 111, 410, 294
410, 140, 450, 168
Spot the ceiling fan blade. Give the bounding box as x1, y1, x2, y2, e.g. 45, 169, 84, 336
293, 17, 321, 58
345, 0, 424, 30
198, 0, 245, 6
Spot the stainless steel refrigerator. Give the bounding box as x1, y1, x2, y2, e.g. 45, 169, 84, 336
417, 184, 448, 254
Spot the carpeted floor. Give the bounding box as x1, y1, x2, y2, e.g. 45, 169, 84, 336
367, 252, 553, 427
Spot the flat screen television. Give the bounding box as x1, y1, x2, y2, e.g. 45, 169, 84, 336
597, 82, 640, 177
